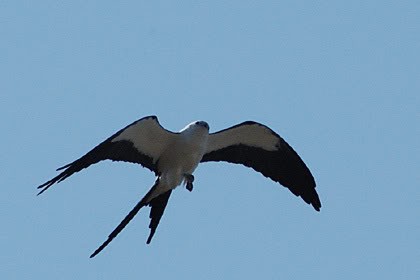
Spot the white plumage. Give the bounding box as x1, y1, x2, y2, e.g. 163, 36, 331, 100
37, 116, 321, 257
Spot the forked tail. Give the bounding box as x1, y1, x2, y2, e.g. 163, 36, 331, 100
90, 179, 172, 258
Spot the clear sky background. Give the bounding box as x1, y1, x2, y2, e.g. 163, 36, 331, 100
2, 1, 419, 279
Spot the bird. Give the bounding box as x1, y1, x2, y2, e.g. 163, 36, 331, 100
37, 116, 321, 258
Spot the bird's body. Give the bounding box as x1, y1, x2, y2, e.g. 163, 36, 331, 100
114, 120, 209, 201
37, 116, 321, 258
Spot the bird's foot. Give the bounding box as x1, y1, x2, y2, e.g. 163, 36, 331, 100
184, 174, 194, 192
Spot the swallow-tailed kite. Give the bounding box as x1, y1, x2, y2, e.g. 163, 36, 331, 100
37, 116, 321, 258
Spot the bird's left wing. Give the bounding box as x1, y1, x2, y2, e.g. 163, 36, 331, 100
201, 121, 321, 211
37, 116, 176, 195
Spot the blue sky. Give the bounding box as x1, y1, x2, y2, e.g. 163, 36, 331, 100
2, 1, 419, 279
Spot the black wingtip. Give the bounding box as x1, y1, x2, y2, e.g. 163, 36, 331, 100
310, 192, 322, 212
36, 188, 46, 196
36, 180, 53, 195
314, 201, 321, 212
37, 180, 49, 189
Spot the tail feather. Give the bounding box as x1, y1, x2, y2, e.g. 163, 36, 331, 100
146, 189, 172, 244
90, 179, 172, 258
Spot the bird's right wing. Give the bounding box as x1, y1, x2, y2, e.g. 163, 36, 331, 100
201, 121, 321, 211
37, 116, 176, 194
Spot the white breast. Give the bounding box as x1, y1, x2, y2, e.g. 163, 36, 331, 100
157, 124, 209, 189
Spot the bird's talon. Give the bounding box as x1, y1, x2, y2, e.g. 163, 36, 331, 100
184, 174, 194, 192
186, 182, 193, 192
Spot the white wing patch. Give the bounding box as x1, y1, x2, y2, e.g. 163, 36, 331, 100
206, 122, 280, 153
112, 117, 176, 162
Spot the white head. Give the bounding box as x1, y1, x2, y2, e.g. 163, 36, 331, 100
180, 120, 210, 133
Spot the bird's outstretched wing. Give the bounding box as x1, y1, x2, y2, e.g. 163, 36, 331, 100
37, 116, 176, 195
201, 121, 321, 211
90, 179, 172, 258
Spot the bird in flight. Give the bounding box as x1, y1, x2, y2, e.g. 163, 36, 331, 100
37, 116, 321, 258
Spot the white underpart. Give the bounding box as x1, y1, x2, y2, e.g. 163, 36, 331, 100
151, 122, 209, 201
111, 119, 209, 202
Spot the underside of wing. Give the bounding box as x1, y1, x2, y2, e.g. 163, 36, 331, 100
37, 116, 176, 194
201, 121, 321, 211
